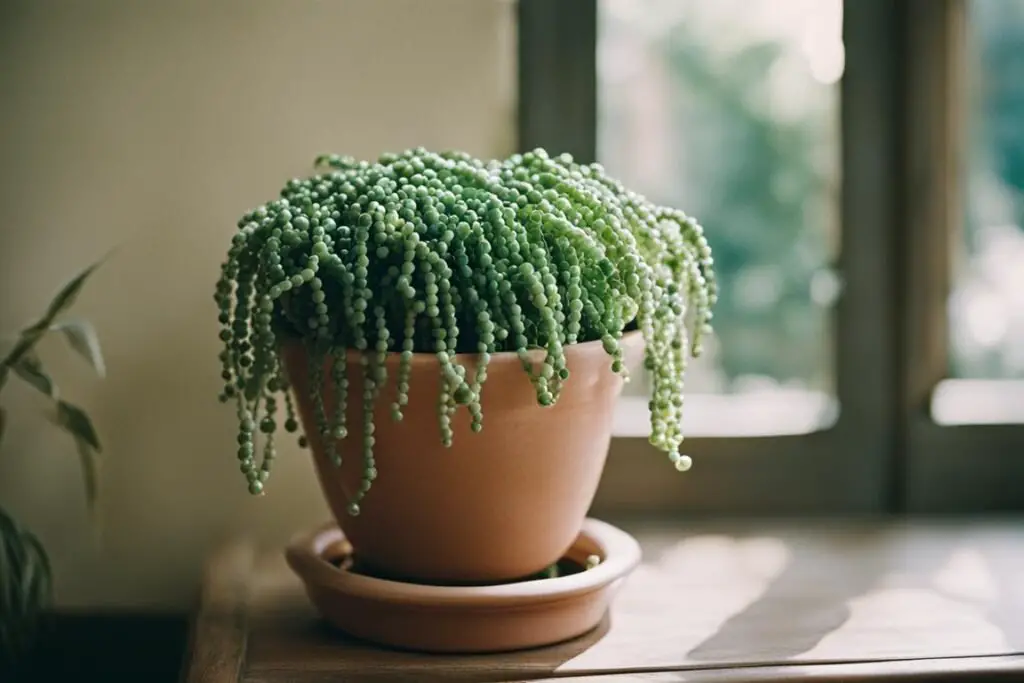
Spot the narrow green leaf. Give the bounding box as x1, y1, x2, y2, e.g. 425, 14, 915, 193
0, 331, 45, 378
42, 261, 102, 328
12, 355, 57, 398
56, 400, 101, 452
16, 532, 50, 619
0, 407, 5, 450
0, 256, 107, 374
0, 508, 14, 612
0, 507, 53, 661
22, 530, 53, 607
74, 436, 100, 510
51, 319, 106, 378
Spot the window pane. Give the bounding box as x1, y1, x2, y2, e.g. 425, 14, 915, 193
950, 0, 1024, 380
597, 0, 843, 413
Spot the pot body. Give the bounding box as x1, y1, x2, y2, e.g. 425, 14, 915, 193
281, 331, 641, 584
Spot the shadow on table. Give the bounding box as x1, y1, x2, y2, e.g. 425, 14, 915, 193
686, 523, 1024, 663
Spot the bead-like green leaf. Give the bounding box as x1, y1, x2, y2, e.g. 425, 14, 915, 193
51, 319, 106, 378
12, 355, 57, 398
215, 148, 718, 501
56, 400, 101, 452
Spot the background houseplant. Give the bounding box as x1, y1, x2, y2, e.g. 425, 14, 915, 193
215, 147, 716, 582
0, 262, 106, 666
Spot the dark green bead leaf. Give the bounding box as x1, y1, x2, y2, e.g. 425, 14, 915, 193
243, 376, 262, 402
13, 354, 57, 398
56, 400, 101, 452
51, 319, 106, 378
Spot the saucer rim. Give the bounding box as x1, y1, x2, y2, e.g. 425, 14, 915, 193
284, 517, 641, 608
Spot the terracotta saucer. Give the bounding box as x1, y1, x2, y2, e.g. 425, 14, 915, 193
284, 517, 641, 653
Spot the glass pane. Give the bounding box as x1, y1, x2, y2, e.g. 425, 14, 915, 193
950, 0, 1024, 380
597, 0, 843, 402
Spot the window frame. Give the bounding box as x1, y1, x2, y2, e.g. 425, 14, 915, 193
901, 0, 1024, 513
518, 0, 1024, 516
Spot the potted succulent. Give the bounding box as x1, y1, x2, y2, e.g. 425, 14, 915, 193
0, 262, 106, 668
215, 148, 716, 584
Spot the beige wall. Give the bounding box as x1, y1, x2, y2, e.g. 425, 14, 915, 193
0, 0, 516, 609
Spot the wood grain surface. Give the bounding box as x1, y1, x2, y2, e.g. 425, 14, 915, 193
186, 518, 1024, 682
181, 539, 254, 683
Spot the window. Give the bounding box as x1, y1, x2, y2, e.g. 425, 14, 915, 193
936, 0, 1024, 426
598, 0, 842, 438
519, 0, 1024, 515
903, 0, 1024, 512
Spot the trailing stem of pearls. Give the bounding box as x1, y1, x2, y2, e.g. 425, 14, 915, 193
215, 148, 717, 512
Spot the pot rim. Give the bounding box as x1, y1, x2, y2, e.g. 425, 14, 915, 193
284, 518, 641, 608
277, 328, 644, 368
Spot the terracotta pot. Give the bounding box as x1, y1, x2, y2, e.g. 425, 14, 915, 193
280, 331, 642, 584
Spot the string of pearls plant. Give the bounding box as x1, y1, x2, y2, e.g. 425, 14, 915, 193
215, 148, 716, 514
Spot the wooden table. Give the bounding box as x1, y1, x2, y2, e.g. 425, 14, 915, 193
182, 518, 1024, 682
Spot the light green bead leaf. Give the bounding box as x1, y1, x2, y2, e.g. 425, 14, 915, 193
51, 319, 106, 378
13, 354, 57, 398
56, 400, 101, 452
215, 148, 717, 501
